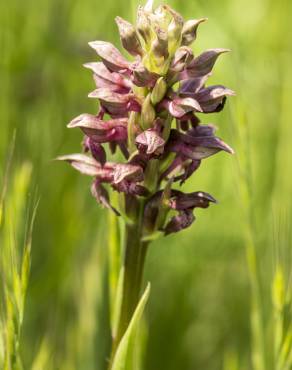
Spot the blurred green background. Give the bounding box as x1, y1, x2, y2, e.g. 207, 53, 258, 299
1, 0, 292, 369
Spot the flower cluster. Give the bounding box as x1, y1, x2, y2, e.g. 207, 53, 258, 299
59, 0, 234, 235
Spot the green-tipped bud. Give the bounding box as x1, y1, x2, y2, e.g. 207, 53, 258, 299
144, 0, 154, 12
137, 6, 152, 47
151, 26, 169, 60
128, 112, 140, 153
151, 77, 167, 105
164, 5, 184, 55
115, 16, 143, 56
181, 18, 207, 46
141, 93, 156, 130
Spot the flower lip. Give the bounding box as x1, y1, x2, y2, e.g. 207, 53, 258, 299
169, 190, 217, 210
136, 129, 165, 155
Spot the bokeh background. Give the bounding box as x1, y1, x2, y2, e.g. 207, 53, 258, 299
1, 0, 292, 369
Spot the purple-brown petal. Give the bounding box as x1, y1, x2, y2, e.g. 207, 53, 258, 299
195, 85, 235, 113
88, 41, 130, 72
185, 48, 230, 78
179, 75, 210, 95
166, 125, 234, 160
91, 180, 120, 215
57, 154, 102, 176
68, 114, 128, 143
83, 62, 130, 92
83, 137, 106, 166
88, 88, 137, 116
164, 209, 195, 235
113, 180, 148, 196
169, 190, 217, 210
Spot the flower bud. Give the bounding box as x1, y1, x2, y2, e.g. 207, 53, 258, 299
164, 5, 184, 55
115, 16, 143, 57
137, 6, 152, 47
151, 26, 169, 61
141, 93, 156, 130
128, 112, 139, 153
181, 18, 207, 46
151, 77, 167, 105
144, 0, 154, 12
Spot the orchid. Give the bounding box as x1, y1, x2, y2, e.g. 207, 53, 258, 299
58, 1, 234, 368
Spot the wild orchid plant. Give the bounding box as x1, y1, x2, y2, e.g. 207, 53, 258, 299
59, 0, 234, 367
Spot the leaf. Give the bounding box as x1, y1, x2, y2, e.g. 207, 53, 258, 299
111, 267, 125, 338
0, 131, 16, 227
111, 283, 151, 370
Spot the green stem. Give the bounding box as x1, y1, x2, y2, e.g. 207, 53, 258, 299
109, 200, 149, 367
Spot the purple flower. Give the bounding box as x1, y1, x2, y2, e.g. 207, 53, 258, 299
59, 2, 234, 232
68, 114, 128, 143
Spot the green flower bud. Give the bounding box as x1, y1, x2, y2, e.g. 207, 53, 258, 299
137, 6, 152, 47
151, 77, 167, 105
151, 26, 169, 60
181, 18, 207, 46
144, 0, 154, 12
128, 112, 140, 153
115, 16, 143, 56
141, 93, 156, 130
164, 5, 184, 55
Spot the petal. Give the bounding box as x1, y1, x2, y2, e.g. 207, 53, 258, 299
115, 16, 143, 56
181, 18, 207, 46
56, 154, 101, 176
182, 125, 234, 154
131, 63, 159, 87
176, 97, 203, 112
83, 62, 129, 92
164, 209, 195, 235
174, 159, 201, 184
136, 129, 165, 155
113, 180, 148, 196
186, 48, 230, 78
68, 113, 128, 130
68, 114, 128, 142
91, 181, 120, 215
89, 142, 106, 165
179, 75, 210, 95
166, 126, 234, 160
165, 96, 203, 118
88, 88, 135, 116
195, 85, 235, 113
169, 190, 217, 210
88, 41, 130, 72
137, 5, 152, 44
112, 164, 144, 184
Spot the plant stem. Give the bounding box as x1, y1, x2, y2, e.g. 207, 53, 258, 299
109, 199, 149, 366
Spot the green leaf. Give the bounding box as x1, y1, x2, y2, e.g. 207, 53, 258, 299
112, 267, 124, 338
111, 283, 151, 370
